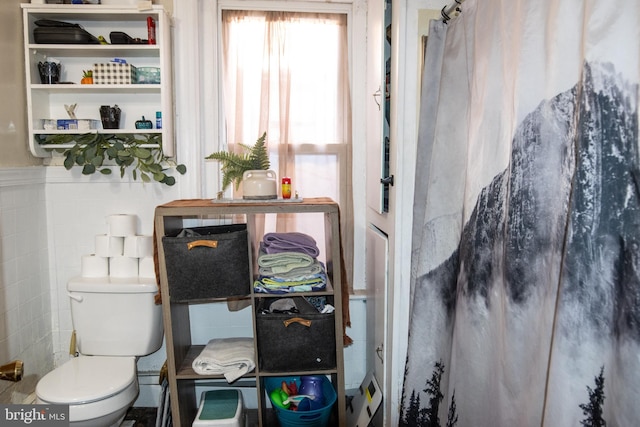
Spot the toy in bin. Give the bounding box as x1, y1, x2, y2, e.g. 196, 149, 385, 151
266, 376, 337, 427
192, 389, 244, 427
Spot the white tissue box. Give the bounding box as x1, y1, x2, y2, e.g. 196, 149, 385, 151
193, 390, 244, 427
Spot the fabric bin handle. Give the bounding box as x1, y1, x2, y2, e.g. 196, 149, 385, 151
283, 317, 312, 328
187, 240, 219, 250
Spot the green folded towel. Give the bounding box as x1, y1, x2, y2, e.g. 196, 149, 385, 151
260, 276, 325, 287
257, 251, 314, 274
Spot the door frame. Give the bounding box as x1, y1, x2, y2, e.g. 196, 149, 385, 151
365, 0, 446, 425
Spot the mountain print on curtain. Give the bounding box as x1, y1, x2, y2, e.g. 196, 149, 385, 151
401, 61, 639, 427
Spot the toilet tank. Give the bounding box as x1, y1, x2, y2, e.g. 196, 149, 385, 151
67, 277, 164, 356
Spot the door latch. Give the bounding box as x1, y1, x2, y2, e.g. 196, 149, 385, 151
380, 175, 394, 186
376, 344, 384, 363
373, 86, 382, 110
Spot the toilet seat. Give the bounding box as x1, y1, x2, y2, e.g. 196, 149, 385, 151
37, 356, 139, 423
37, 356, 137, 404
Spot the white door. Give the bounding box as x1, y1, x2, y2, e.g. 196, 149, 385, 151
365, 224, 389, 426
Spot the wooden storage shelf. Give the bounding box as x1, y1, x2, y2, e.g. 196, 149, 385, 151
155, 197, 346, 427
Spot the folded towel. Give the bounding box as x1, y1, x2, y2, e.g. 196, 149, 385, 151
260, 276, 325, 287
253, 281, 327, 294
257, 251, 315, 274
253, 272, 327, 294
262, 264, 325, 281
258, 252, 325, 280
262, 232, 320, 257
192, 338, 255, 383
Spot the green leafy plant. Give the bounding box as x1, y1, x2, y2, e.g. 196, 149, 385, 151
39, 133, 186, 186
205, 132, 270, 191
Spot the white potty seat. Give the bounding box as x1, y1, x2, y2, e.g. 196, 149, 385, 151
36, 356, 139, 422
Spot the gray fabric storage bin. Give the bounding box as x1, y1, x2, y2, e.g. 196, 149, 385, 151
162, 224, 251, 302
256, 297, 336, 372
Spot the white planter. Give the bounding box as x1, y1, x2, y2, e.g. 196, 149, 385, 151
242, 170, 277, 199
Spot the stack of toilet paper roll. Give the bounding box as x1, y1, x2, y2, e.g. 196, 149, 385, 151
81, 214, 155, 279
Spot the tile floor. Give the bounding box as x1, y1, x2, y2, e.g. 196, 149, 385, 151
121, 407, 157, 427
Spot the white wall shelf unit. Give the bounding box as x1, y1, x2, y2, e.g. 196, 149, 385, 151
21, 4, 174, 158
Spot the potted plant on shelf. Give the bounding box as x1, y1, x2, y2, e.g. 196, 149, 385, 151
205, 132, 277, 199
81, 70, 93, 84
39, 133, 187, 186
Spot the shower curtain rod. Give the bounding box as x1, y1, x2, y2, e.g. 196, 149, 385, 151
441, 0, 466, 23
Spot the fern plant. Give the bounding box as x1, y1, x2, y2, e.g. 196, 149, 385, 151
205, 132, 270, 191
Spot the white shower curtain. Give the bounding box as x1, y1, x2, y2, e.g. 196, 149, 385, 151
403, 0, 640, 426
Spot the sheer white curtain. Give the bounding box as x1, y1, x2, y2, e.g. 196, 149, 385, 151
220, 9, 353, 282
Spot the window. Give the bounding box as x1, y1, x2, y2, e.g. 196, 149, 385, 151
220, 9, 353, 280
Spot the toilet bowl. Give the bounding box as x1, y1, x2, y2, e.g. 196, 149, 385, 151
36, 356, 139, 427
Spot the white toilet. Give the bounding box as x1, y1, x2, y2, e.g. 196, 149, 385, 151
36, 277, 164, 427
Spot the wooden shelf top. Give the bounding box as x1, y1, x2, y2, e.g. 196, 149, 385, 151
156, 197, 339, 215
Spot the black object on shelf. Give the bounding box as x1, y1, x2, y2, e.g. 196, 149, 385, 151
110, 31, 148, 45
33, 19, 99, 44
135, 116, 153, 129
100, 105, 121, 129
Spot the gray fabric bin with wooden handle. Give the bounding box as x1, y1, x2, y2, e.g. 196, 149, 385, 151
161, 224, 251, 302
256, 296, 336, 372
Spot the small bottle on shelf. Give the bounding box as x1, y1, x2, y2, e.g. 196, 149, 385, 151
282, 177, 291, 199
155, 111, 162, 129
147, 16, 156, 45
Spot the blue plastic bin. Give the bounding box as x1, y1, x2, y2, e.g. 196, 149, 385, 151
264, 376, 337, 427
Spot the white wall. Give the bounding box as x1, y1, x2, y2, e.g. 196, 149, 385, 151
44, 167, 182, 371
0, 169, 51, 403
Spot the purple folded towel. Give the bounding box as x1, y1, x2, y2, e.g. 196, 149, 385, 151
261, 232, 320, 258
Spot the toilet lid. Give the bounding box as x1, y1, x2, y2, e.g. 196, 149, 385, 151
37, 356, 137, 404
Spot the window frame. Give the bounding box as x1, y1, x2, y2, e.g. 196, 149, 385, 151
175, 0, 367, 292
200, 0, 355, 195
218, 8, 351, 208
